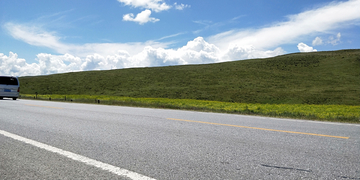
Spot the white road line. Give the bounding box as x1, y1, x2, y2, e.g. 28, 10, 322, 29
0, 129, 156, 180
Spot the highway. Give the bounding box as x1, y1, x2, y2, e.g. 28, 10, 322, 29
1, 99, 359, 179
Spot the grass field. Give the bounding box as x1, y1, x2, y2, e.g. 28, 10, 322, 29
19, 49, 360, 105
20, 94, 360, 123
18, 49, 360, 122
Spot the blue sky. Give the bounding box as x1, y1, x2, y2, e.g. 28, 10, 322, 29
1, 0, 360, 76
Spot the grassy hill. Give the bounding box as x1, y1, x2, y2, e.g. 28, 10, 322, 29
19, 49, 360, 105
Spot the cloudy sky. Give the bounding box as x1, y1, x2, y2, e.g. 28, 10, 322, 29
1, 0, 360, 76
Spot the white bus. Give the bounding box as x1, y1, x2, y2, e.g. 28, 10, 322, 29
0, 76, 20, 100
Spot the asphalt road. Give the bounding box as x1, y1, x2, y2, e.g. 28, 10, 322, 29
1, 99, 359, 179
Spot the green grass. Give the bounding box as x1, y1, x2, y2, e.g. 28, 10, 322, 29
20, 94, 360, 123
18, 49, 360, 122
19, 49, 360, 105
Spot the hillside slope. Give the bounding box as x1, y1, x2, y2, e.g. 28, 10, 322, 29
19, 49, 360, 105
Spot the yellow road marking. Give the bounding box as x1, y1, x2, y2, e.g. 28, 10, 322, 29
167, 118, 349, 139
25, 104, 63, 109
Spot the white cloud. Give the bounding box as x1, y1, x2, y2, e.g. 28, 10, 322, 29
312, 32, 342, 46
4, 23, 69, 52
329, 32, 341, 45
117, 0, 189, 12
4, 22, 168, 57
157, 32, 185, 40
117, 0, 171, 12
1, 37, 228, 76
224, 45, 286, 60
208, 0, 360, 51
177, 37, 221, 64
123, 9, 159, 25
297, 43, 317, 52
0, 52, 40, 76
37, 53, 82, 75
1, 34, 289, 76
312, 37, 323, 46
3, 1, 360, 76
174, 3, 190, 10
118, 0, 189, 24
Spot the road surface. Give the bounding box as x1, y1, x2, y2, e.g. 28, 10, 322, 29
1, 99, 359, 179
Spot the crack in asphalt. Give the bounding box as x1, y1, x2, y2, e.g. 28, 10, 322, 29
339, 176, 360, 180
261, 164, 312, 173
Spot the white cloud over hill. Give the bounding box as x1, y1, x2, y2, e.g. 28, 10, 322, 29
1, 0, 360, 76
297, 43, 317, 52
1, 35, 289, 76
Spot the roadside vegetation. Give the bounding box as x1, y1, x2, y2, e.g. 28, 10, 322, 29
19, 49, 360, 123
20, 94, 360, 123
